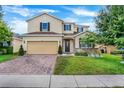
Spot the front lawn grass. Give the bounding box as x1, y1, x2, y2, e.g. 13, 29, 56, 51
0, 54, 17, 63
54, 54, 124, 75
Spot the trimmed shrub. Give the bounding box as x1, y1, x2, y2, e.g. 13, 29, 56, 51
18, 45, 25, 56
122, 54, 124, 60
111, 50, 124, 55
0, 46, 13, 54
0, 48, 7, 54
75, 50, 88, 56
6, 46, 13, 54
0, 51, 2, 55
58, 45, 62, 54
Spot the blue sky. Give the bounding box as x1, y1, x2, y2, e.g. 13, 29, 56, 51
2, 5, 103, 34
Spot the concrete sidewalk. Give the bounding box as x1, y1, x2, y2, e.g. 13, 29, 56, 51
0, 75, 124, 88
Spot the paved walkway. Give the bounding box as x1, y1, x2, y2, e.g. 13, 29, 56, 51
0, 75, 124, 88
0, 55, 57, 75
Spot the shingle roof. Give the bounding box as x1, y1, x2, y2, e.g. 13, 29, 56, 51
22, 31, 63, 37
13, 33, 22, 39
27, 32, 58, 34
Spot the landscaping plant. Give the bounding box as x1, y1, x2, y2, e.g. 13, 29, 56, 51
111, 50, 124, 55
18, 45, 25, 56
75, 51, 88, 56
58, 45, 62, 54
122, 54, 124, 60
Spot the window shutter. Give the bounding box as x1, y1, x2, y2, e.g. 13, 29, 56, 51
40, 22, 42, 31
64, 25, 65, 31
69, 25, 71, 30
77, 27, 79, 32
79, 38, 81, 48
82, 28, 83, 32
48, 22, 50, 31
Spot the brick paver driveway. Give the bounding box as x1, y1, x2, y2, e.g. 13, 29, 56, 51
0, 55, 57, 75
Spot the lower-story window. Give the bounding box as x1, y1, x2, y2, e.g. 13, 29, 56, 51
80, 43, 92, 48
79, 38, 94, 48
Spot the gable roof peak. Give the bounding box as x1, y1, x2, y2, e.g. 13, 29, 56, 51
26, 12, 63, 22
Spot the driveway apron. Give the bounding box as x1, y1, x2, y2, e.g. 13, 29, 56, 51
0, 55, 57, 75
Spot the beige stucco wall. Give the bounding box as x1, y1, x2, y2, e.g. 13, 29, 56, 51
12, 37, 22, 53
23, 36, 62, 51
27, 13, 89, 35
83, 27, 89, 31
74, 33, 87, 48
28, 14, 63, 33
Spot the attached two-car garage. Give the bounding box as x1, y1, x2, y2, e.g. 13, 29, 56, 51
27, 41, 58, 54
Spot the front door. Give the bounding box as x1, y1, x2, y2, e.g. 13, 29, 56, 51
65, 40, 70, 52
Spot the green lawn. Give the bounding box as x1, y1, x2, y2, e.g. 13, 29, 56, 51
0, 54, 17, 63
54, 54, 124, 75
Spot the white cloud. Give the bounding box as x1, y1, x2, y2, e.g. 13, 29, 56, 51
2, 6, 59, 17
37, 9, 59, 13
64, 6, 97, 17
63, 17, 79, 22
9, 18, 27, 34
3, 6, 31, 17
80, 22, 96, 31
72, 8, 97, 17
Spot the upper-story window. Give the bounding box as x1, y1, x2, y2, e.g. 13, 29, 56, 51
42, 23, 48, 30
77, 26, 83, 32
40, 22, 50, 31
64, 24, 71, 31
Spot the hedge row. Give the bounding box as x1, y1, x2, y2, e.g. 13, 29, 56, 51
111, 50, 124, 54
0, 46, 13, 54
75, 51, 88, 56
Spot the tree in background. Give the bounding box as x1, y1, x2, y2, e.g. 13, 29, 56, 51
95, 5, 124, 46
0, 6, 3, 20
0, 6, 13, 46
115, 37, 124, 49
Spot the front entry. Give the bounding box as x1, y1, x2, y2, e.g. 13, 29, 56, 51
65, 40, 70, 52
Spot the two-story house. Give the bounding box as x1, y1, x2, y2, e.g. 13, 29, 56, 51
22, 13, 90, 54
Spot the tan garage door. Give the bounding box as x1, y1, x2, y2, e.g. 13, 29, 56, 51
27, 41, 58, 54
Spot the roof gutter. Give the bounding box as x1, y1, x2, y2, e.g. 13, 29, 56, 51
22, 34, 64, 37
74, 31, 91, 37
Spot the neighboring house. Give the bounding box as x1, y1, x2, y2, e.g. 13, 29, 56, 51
0, 33, 22, 53
12, 35, 22, 53
22, 13, 90, 54
96, 45, 116, 54
9, 33, 23, 53
1, 33, 22, 53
